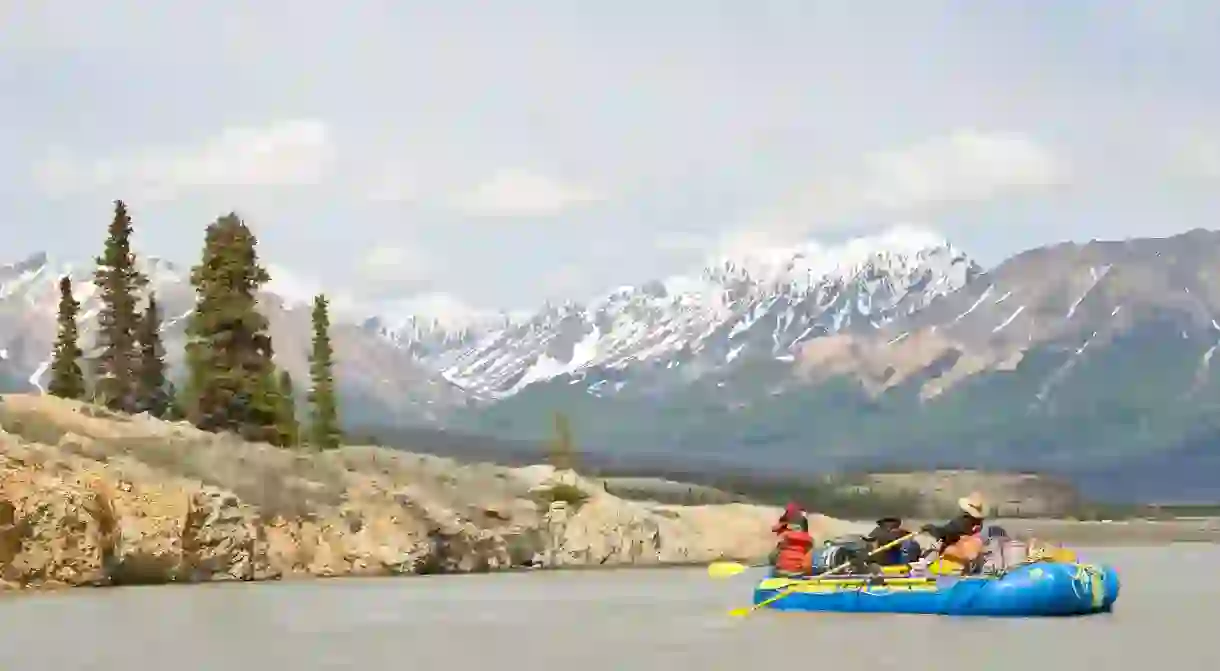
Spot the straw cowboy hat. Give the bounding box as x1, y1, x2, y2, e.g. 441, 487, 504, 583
957, 492, 987, 518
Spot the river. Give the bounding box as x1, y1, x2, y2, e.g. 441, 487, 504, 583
0, 545, 1212, 670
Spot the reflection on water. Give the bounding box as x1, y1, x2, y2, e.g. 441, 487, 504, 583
0, 546, 1214, 670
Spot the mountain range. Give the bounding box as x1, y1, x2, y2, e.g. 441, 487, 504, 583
4, 226, 1220, 502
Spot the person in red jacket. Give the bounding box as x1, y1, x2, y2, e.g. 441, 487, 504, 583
772, 502, 809, 534
771, 527, 816, 577
768, 502, 813, 576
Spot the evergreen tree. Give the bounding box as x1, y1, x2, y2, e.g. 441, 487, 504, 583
275, 369, 300, 447
548, 411, 577, 471
48, 276, 87, 400
307, 294, 341, 449
134, 292, 171, 417
92, 199, 148, 412
184, 213, 283, 443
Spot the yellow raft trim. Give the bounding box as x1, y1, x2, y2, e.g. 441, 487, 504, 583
757, 576, 940, 593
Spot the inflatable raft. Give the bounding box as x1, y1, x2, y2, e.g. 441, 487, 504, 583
752, 562, 1120, 617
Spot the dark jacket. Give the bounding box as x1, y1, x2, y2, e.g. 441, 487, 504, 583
922, 514, 983, 548
867, 523, 912, 565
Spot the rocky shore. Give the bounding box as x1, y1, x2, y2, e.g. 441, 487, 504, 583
0, 394, 867, 591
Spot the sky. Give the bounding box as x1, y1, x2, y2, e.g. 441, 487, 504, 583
2, 0, 1218, 322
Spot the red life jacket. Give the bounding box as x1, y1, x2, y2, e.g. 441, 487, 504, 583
774, 529, 815, 573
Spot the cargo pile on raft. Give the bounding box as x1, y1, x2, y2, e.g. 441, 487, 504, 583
711, 493, 1121, 618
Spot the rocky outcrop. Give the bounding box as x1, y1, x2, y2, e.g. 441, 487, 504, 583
0, 394, 848, 590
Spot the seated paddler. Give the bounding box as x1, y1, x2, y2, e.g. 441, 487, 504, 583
768, 502, 814, 576
920, 492, 987, 575
866, 516, 921, 566
769, 524, 815, 577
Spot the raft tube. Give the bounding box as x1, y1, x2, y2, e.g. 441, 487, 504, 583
752, 562, 1120, 617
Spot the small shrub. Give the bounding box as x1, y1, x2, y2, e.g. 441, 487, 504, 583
532, 483, 590, 510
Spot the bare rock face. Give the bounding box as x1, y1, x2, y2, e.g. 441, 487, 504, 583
526, 469, 869, 568
0, 394, 829, 590
544, 493, 663, 567
0, 451, 110, 588
180, 487, 265, 582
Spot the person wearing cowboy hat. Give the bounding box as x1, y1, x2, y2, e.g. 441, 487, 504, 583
921, 492, 988, 574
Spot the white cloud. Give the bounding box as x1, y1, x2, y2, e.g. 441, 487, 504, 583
654, 231, 713, 253
360, 245, 435, 284
769, 129, 1067, 235
380, 292, 499, 332
364, 162, 418, 202
262, 261, 358, 314
452, 168, 605, 217
32, 119, 335, 200
1172, 132, 1220, 180
658, 129, 1066, 258
654, 227, 804, 262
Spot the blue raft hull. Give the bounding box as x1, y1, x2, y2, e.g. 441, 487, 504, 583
752, 562, 1120, 617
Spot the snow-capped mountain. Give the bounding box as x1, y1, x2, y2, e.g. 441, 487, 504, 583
0, 252, 469, 421
451, 228, 1220, 504
415, 226, 982, 397
0, 225, 981, 416
360, 293, 515, 366
0, 252, 197, 390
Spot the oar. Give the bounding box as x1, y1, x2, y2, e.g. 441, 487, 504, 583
728, 530, 920, 618
707, 561, 764, 579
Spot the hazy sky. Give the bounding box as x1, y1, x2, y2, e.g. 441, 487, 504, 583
2, 0, 1218, 319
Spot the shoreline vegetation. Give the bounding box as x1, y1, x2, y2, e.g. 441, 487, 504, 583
351, 423, 1219, 522
0, 395, 1215, 596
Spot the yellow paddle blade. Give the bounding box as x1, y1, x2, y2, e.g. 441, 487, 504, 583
707, 561, 751, 579
728, 606, 755, 617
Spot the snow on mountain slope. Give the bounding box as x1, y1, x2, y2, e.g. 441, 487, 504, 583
0, 225, 981, 415
794, 228, 1220, 405
0, 253, 196, 392
0, 252, 468, 420
429, 226, 982, 396
360, 292, 514, 365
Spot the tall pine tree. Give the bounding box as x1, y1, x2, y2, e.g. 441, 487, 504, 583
275, 369, 300, 447
184, 213, 284, 443
307, 294, 341, 449
134, 292, 171, 417
48, 275, 87, 400
93, 199, 148, 412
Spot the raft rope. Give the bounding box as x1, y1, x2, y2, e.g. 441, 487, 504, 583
1000, 551, 1105, 608
1071, 563, 1105, 608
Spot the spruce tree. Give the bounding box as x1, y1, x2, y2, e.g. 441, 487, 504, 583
48, 275, 87, 400
134, 292, 171, 417
548, 411, 577, 471
276, 369, 300, 447
307, 294, 341, 449
92, 199, 148, 412
184, 213, 283, 442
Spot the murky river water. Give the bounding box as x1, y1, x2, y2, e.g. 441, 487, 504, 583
0, 545, 1212, 670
